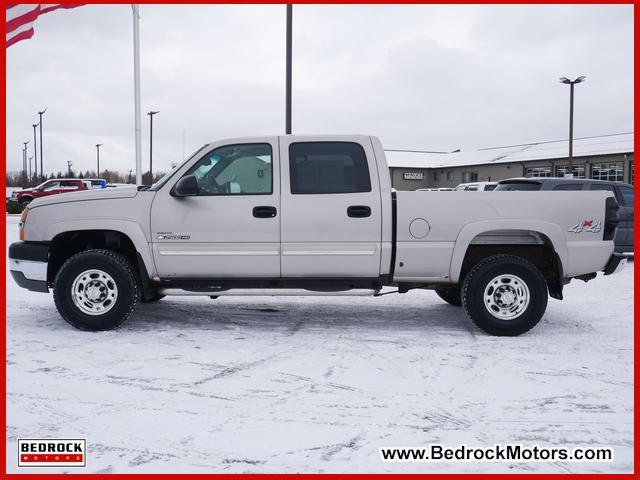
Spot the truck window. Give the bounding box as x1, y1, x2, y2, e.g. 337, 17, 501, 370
552, 184, 583, 191
185, 143, 273, 195
618, 185, 634, 206
42, 181, 60, 191
289, 142, 371, 194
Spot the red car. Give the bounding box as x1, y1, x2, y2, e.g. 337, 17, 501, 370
13, 179, 87, 206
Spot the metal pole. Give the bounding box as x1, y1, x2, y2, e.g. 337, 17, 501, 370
38, 108, 46, 178
23, 141, 29, 181
96, 144, 102, 177
149, 113, 153, 180
32, 124, 38, 179
22, 146, 26, 180
29, 156, 32, 181
132, 5, 142, 185
568, 82, 574, 173
285, 4, 292, 134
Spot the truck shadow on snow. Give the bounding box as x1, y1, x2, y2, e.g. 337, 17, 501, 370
123, 296, 476, 335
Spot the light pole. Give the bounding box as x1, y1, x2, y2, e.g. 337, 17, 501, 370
23, 141, 29, 181
96, 143, 103, 177
559, 76, 586, 176
32, 123, 39, 180
285, 4, 292, 134
147, 110, 159, 180
38, 108, 46, 178
28, 156, 33, 183
67, 160, 73, 177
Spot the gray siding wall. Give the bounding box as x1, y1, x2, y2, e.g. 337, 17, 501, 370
389, 152, 634, 190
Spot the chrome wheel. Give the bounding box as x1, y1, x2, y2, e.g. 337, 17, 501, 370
71, 269, 118, 316
483, 274, 530, 320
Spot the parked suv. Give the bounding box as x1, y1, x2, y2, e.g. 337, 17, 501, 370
497, 177, 634, 253
13, 179, 87, 206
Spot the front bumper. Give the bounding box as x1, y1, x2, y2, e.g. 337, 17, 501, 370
603, 252, 627, 276
8, 242, 50, 293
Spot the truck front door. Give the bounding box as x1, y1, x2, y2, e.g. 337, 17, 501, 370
279, 137, 382, 278
150, 139, 281, 278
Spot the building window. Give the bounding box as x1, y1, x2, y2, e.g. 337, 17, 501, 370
591, 162, 624, 182
446, 170, 454, 181
525, 166, 552, 178
630, 161, 634, 184
555, 165, 586, 179
461, 171, 478, 183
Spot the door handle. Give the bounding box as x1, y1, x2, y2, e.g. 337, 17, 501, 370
253, 206, 277, 218
347, 205, 371, 218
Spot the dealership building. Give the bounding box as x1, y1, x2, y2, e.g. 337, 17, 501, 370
386, 132, 634, 190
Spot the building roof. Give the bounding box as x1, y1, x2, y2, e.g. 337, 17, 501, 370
385, 132, 634, 169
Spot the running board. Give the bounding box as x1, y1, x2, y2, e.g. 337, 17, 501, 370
159, 288, 378, 297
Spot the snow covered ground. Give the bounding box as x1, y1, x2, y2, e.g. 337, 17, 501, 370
6, 215, 633, 473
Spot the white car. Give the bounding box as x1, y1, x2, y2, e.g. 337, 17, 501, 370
9, 135, 624, 336
454, 182, 498, 191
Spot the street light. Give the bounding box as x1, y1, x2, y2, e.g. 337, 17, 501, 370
96, 143, 103, 177
559, 76, 586, 176
23, 141, 29, 181
147, 110, 159, 180
38, 108, 46, 177
67, 160, 73, 177
32, 123, 39, 180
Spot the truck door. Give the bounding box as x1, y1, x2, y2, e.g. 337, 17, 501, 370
150, 139, 281, 278
279, 136, 382, 278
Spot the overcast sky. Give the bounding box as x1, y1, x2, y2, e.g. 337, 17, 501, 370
6, 4, 634, 176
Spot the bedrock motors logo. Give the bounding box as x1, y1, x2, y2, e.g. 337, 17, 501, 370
18, 439, 86, 467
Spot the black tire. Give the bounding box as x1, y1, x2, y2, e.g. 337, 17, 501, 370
19, 197, 32, 206
435, 286, 462, 306
462, 254, 548, 336
53, 249, 139, 331
141, 293, 165, 303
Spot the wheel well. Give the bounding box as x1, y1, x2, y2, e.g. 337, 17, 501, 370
460, 230, 563, 299
48, 230, 140, 283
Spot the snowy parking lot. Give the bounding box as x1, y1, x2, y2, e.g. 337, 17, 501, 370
6, 215, 633, 473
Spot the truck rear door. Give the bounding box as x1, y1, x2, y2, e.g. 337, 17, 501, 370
278, 136, 382, 278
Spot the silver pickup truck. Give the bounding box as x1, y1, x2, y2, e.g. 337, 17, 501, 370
9, 135, 625, 336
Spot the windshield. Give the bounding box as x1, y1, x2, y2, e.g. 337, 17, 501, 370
150, 144, 209, 191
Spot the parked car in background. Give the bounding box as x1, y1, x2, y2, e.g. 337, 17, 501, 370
82, 178, 107, 190
454, 182, 498, 191
12, 179, 87, 206
496, 177, 634, 253
416, 187, 453, 191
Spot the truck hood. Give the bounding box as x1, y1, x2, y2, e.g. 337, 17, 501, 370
29, 186, 140, 208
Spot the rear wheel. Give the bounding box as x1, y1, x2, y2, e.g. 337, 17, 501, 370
435, 286, 462, 306
53, 249, 138, 331
462, 254, 548, 336
18, 197, 32, 206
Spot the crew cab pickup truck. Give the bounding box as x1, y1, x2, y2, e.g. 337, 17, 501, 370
9, 135, 626, 336
13, 179, 87, 206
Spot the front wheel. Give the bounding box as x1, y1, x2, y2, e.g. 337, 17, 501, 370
462, 254, 548, 336
53, 249, 139, 331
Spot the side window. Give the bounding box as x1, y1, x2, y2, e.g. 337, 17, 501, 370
484, 184, 497, 191
589, 184, 616, 193
466, 185, 479, 191
60, 180, 79, 189
42, 181, 60, 191
185, 143, 273, 195
619, 186, 634, 207
552, 184, 583, 191
289, 142, 371, 194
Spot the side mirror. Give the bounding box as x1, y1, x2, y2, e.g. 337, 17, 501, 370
172, 174, 199, 197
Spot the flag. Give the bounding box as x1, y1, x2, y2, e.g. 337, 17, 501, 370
6, 4, 84, 48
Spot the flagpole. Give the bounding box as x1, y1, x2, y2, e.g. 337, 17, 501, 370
132, 4, 142, 185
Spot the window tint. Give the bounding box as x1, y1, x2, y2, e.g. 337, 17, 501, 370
466, 185, 478, 191
619, 186, 634, 207
495, 182, 541, 191
552, 184, 584, 191
289, 142, 371, 194
42, 181, 60, 191
589, 183, 615, 193
484, 184, 497, 191
185, 143, 273, 195
60, 180, 79, 189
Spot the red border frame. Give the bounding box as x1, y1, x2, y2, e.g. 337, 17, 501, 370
2, 1, 637, 477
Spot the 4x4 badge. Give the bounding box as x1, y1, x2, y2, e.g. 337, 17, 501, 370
568, 220, 602, 234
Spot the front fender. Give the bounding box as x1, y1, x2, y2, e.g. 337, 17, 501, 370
44, 219, 157, 277
448, 220, 567, 283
